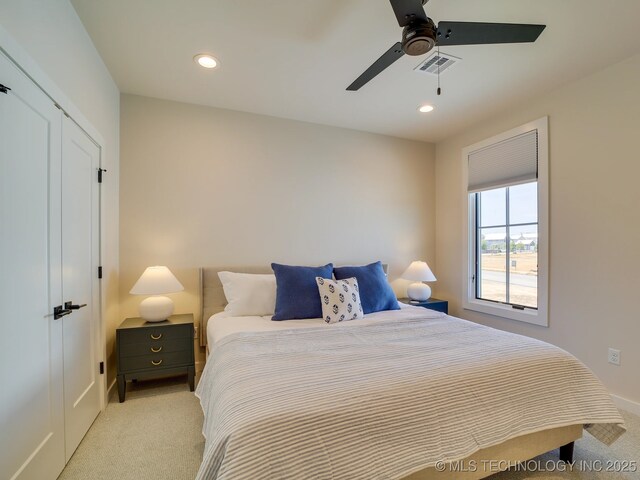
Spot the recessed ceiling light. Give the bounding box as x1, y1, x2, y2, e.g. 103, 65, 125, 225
194, 54, 218, 69
418, 104, 434, 113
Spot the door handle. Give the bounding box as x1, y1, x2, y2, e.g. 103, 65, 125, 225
53, 305, 72, 320
64, 301, 87, 310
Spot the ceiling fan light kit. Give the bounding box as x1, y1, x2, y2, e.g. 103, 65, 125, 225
347, 0, 546, 92
402, 18, 437, 56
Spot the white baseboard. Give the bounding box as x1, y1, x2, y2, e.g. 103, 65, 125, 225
611, 394, 640, 416
195, 360, 205, 374
106, 378, 117, 401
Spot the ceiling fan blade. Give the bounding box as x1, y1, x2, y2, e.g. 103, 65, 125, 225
436, 21, 546, 46
347, 42, 405, 91
389, 0, 428, 27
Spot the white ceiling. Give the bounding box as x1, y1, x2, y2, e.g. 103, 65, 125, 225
71, 0, 640, 143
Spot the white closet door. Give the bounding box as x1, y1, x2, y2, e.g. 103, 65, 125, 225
0, 54, 65, 480
61, 118, 101, 461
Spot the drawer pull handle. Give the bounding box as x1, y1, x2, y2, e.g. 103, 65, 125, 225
151, 359, 163, 366
150, 333, 162, 340
151, 346, 162, 353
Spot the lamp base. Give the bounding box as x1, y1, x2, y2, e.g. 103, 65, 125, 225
139, 296, 174, 322
407, 282, 432, 302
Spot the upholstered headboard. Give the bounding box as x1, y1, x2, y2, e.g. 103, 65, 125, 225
199, 264, 389, 346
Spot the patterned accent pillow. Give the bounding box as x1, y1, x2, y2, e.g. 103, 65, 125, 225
315, 277, 364, 324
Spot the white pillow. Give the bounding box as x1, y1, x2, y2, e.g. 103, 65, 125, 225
218, 271, 277, 317
315, 277, 364, 324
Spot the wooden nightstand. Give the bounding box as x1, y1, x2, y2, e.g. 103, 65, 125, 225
399, 297, 448, 314
116, 313, 195, 402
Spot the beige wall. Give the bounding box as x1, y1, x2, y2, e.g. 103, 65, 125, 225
120, 94, 436, 363
434, 54, 640, 404
0, 1, 120, 384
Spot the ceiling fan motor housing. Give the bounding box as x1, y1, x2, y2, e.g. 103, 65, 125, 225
402, 18, 437, 56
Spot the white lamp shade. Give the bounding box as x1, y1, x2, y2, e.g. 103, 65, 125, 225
401, 261, 437, 282
129, 266, 184, 295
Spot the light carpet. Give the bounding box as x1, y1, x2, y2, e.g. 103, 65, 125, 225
58, 376, 205, 480
59, 376, 639, 479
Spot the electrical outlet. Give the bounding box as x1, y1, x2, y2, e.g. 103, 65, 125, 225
608, 348, 621, 366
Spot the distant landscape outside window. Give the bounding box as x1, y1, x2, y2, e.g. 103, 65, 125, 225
476, 182, 538, 309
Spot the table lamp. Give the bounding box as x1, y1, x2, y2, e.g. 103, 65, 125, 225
130, 266, 184, 322
402, 261, 437, 302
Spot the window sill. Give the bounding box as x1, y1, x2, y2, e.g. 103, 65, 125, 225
463, 298, 548, 327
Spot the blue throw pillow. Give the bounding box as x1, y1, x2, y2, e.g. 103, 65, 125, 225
333, 262, 399, 314
271, 263, 334, 320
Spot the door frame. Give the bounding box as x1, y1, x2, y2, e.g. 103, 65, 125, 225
1, 26, 110, 410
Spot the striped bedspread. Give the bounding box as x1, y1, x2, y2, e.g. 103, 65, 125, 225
195, 308, 625, 480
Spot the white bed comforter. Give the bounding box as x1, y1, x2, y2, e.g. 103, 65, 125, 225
196, 307, 625, 480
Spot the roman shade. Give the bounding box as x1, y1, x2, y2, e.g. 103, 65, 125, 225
467, 129, 538, 192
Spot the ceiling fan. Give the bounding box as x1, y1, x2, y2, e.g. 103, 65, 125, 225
347, 0, 546, 91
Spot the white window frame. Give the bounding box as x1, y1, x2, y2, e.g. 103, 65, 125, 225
462, 117, 549, 326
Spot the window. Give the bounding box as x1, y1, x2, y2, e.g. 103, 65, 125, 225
476, 183, 538, 308
463, 118, 548, 326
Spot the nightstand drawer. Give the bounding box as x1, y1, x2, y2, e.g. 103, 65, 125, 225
119, 350, 192, 372
118, 323, 192, 345
118, 337, 193, 358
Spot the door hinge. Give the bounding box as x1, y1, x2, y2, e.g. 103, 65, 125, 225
98, 266, 103, 279
0, 84, 11, 94
99, 362, 104, 375
98, 168, 107, 183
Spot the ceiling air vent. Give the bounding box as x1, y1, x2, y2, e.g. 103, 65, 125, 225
414, 52, 461, 76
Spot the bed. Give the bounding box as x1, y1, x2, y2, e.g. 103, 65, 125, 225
195, 267, 625, 480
